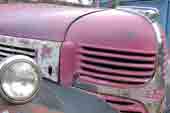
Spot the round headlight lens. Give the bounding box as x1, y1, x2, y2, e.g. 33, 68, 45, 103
0, 55, 41, 104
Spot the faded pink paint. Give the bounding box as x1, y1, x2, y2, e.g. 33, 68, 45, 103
60, 9, 157, 87
0, 3, 102, 41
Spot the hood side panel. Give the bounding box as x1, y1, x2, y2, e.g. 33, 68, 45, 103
0, 4, 102, 41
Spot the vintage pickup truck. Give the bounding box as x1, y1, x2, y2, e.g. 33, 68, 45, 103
0, 3, 167, 113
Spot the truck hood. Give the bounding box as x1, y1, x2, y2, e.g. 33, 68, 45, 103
0, 4, 103, 41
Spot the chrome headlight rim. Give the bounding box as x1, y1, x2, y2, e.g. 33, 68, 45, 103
0, 55, 41, 104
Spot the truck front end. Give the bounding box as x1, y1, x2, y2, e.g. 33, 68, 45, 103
0, 4, 166, 113
60, 7, 166, 113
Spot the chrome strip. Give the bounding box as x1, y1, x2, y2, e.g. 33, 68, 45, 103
152, 23, 163, 47
118, 6, 159, 22
0, 46, 35, 56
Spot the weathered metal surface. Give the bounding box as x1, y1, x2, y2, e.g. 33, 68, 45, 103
74, 64, 164, 113
0, 35, 61, 82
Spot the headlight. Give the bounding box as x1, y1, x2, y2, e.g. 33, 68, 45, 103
0, 55, 41, 104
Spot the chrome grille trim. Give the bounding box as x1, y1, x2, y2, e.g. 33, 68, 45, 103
0, 35, 61, 82
0, 44, 35, 59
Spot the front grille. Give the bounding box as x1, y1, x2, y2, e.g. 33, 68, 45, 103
0, 43, 36, 60
77, 44, 156, 88
0, 42, 36, 60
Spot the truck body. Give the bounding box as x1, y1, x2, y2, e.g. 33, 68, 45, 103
0, 3, 166, 113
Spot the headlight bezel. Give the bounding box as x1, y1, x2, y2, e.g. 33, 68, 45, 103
0, 55, 41, 104
0, 35, 61, 103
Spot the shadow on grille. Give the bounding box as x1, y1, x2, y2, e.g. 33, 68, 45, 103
77, 44, 156, 88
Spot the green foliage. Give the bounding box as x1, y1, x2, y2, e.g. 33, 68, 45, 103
112, 0, 120, 8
